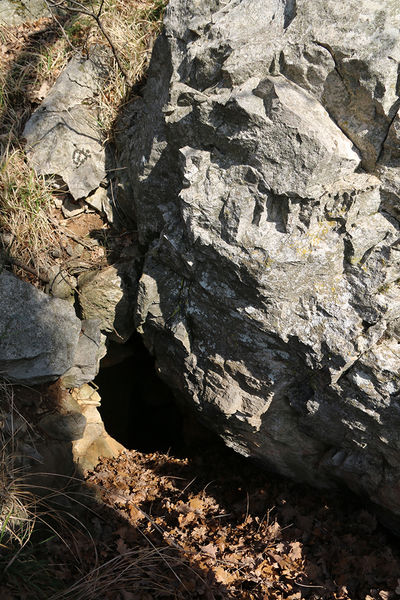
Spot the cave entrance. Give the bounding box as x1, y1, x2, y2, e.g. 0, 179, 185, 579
94, 334, 184, 454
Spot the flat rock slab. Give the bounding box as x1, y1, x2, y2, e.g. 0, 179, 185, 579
0, 0, 49, 26
0, 270, 81, 384
23, 48, 110, 200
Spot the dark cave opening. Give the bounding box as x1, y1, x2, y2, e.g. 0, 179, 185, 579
94, 334, 187, 454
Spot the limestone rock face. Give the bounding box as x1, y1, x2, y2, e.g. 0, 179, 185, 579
120, 0, 400, 518
61, 319, 106, 388
77, 262, 137, 344
0, 1, 49, 26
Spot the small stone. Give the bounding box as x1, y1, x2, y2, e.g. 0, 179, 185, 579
39, 412, 87, 441
47, 266, 76, 300
73, 383, 95, 402
70, 243, 85, 259
64, 243, 74, 256
85, 186, 107, 212
62, 197, 85, 219
72, 383, 101, 406
0, 231, 13, 248
102, 193, 114, 223
50, 248, 62, 259
52, 197, 63, 209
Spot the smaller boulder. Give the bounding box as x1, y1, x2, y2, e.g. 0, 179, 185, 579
46, 266, 76, 301
61, 319, 106, 388
78, 262, 137, 343
0, 270, 81, 384
38, 411, 87, 442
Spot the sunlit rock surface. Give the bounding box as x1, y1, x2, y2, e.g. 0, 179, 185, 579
119, 0, 400, 518
24, 49, 109, 200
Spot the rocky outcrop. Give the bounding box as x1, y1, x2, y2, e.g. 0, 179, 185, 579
23, 48, 110, 200
119, 0, 400, 519
0, 270, 103, 386
61, 319, 106, 388
0, 270, 80, 384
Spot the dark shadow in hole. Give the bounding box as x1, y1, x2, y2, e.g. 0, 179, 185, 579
95, 333, 185, 453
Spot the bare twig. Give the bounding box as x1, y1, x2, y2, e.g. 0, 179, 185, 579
46, 215, 96, 250
0, 251, 49, 283
46, 0, 130, 83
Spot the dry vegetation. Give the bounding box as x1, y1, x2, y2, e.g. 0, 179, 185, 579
0, 0, 166, 282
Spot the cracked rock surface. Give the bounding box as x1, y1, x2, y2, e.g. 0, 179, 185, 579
118, 0, 400, 520
24, 47, 110, 200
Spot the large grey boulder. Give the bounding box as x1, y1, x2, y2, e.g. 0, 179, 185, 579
0, 270, 81, 384
119, 0, 400, 519
0, 271, 104, 386
23, 48, 110, 200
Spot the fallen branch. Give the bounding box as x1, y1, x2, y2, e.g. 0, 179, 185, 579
46, 215, 96, 250
0, 252, 49, 283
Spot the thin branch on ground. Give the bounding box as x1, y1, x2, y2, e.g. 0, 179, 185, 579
46, 0, 130, 82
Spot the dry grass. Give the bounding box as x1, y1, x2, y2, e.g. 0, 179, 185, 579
55, 0, 168, 134
50, 546, 196, 600
0, 145, 57, 278
0, 0, 167, 276
0, 381, 37, 551
0, 380, 98, 597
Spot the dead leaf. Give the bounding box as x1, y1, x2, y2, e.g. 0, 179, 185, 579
34, 81, 51, 100
201, 543, 217, 558
267, 521, 281, 539
289, 541, 303, 561
116, 537, 129, 555
214, 566, 237, 585
178, 511, 196, 527
188, 496, 207, 512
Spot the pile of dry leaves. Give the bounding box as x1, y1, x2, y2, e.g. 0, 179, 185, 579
85, 442, 400, 600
